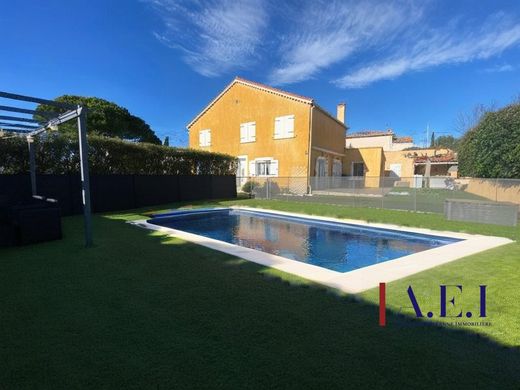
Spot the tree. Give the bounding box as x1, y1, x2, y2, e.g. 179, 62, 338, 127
458, 102, 520, 178
434, 135, 460, 151
430, 131, 435, 147
35, 96, 161, 144
163, 136, 170, 146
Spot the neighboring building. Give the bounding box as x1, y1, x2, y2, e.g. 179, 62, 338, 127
187, 77, 346, 184
345, 129, 414, 151
383, 148, 455, 178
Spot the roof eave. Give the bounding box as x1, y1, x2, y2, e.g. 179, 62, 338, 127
186, 77, 314, 130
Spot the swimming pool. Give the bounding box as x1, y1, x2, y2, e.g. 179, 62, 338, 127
136, 207, 511, 293
148, 208, 460, 273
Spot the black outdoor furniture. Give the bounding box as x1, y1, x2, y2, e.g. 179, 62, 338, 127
0, 195, 62, 247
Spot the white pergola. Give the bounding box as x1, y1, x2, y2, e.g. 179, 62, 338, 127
0, 91, 93, 247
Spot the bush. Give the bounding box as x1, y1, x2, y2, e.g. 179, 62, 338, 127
242, 180, 281, 198
241, 180, 259, 193
0, 133, 237, 175
459, 102, 520, 178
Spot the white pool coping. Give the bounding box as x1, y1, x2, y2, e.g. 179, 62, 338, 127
130, 206, 513, 294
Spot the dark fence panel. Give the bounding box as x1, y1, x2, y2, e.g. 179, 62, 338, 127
0, 174, 236, 215
90, 175, 136, 213
0, 175, 31, 202
69, 175, 84, 216
134, 175, 180, 207
179, 175, 212, 201
211, 176, 237, 199
36, 174, 74, 216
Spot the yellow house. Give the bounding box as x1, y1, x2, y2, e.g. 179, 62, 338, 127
187, 77, 346, 187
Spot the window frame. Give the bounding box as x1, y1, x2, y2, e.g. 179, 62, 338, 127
240, 121, 256, 143
199, 129, 211, 147
251, 157, 279, 177
274, 115, 295, 139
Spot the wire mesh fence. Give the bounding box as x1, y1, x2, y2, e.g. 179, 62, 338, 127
236, 176, 520, 225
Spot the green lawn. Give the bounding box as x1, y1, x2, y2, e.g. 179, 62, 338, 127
1, 199, 519, 389
271, 187, 487, 213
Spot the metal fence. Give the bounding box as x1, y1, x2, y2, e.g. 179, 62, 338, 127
236, 176, 520, 225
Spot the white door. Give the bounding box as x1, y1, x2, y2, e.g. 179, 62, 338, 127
237, 156, 248, 186
389, 163, 402, 178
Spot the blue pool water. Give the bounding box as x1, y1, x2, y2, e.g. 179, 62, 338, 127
148, 209, 461, 273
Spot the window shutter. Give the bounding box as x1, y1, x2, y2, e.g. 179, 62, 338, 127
240, 124, 247, 143
199, 131, 204, 146
270, 160, 279, 176
286, 115, 295, 137
274, 118, 282, 138
207, 130, 211, 146
249, 122, 256, 141
249, 161, 256, 176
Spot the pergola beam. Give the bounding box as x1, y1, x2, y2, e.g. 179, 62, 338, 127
0, 122, 39, 130
0, 115, 41, 123
0, 126, 32, 133
0, 105, 57, 119
0, 91, 75, 110
30, 108, 82, 136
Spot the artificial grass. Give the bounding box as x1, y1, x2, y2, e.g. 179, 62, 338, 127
1, 200, 519, 388
293, 187, 487, 214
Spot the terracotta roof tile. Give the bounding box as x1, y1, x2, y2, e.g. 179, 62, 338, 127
346, 129, 393, 138
187, 76, 345, 129
234, 77, 313, 103
394, 136, 413, 143
414, 154, 458, 163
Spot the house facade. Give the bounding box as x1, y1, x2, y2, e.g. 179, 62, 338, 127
187, 77, 457, 192
187, 77, 346, 184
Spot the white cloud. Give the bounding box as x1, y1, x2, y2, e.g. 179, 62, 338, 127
267, 0, 424, 85
334, 12, 520, 88
147, 0, 268, 77
146, 1, 520, 87
483, 64, 515, 73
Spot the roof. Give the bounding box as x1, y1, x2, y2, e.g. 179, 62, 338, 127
346, 129, 393, 139
234, 77, 313, 103
394, 136, 413, 143
187, 76, 344, 129
414, 154, 458, 164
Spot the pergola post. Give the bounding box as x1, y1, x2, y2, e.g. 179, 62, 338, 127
77, 107, 93, 247
27, 136, 37, 196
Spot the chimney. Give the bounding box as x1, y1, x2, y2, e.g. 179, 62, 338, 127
337, 102, 346, 124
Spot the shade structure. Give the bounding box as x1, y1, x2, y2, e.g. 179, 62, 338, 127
0, 91, 93, 247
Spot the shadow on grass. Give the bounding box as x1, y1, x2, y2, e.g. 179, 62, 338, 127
1, 214, 519, 389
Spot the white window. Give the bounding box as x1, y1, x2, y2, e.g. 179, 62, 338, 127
249, 158, 278, 177
199, 129, 211, 147
240, 122, 256, 143
274, 115, 295, 139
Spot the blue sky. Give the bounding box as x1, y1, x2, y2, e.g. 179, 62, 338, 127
1, 0, 520, 146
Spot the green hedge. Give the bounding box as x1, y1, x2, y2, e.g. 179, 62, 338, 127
459, 102, 520, 178
0, 134, 237, 175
